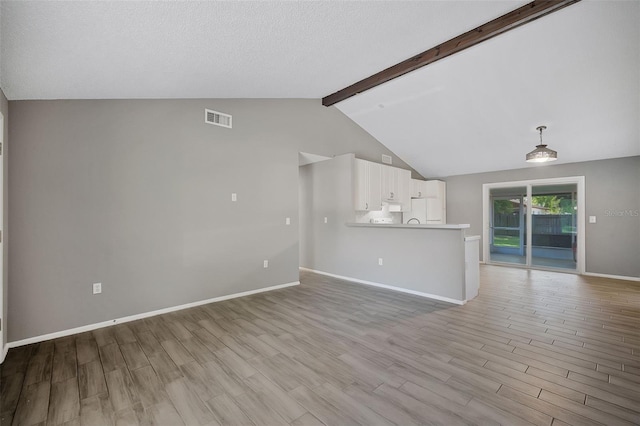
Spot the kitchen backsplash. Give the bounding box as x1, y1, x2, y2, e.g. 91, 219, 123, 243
355, 210, 403, 224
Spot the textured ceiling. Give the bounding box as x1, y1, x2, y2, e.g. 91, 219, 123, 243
1, 1, 638, 177
0, 0, 522, 100
336, 0, 640, 177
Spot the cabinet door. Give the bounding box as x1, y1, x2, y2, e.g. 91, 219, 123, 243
441, 181, 446, 223
425, 180, 441, 198
399, 169, 412, 211
411, 179, 427, 198
381, 165, 393, 201
354, 159, 369, 210
369, 162, 382, 210
381, 165, 401, 201
354, 159, 381, 211
382, 165, 412, 209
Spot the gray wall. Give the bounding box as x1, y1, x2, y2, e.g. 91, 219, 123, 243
8, 99, 415, 342
300, 154, 468, 301
445, 156, 640, 278
1, 89, 7, 349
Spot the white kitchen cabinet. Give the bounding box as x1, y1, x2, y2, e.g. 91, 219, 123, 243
425, 180, 444, 198
425, 180, 446, 224
400, 170, 411, 212
353, 159, 382, 211
411, 179, 427, 198
381, 165, 411, 211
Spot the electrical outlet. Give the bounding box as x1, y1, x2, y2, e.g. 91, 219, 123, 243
378, 258, 383, 266
285, 217, 291, 225
263, 260, 269, 268
589, 215, 596, 223
92, 283, 102, 294
231, 193, 237, 202
324, 217, 328, 224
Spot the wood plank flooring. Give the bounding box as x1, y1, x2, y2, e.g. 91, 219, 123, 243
2, 265, 640, 425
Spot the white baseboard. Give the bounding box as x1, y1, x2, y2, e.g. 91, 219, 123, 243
1, 344, 8, 364
584, 272, 640, 282
5, 281, 300, 351
300, 267, 465, 305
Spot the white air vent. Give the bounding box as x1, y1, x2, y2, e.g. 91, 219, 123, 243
205, 109, 232, 128
382, 154, 392, 165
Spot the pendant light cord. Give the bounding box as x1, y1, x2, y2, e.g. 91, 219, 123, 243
536, 125, 547, 146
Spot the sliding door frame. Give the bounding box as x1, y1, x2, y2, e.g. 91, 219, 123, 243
482, 176, 585, 274
490, 194, 526, 257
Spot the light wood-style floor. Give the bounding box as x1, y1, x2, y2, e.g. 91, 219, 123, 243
2, 265, 640, 425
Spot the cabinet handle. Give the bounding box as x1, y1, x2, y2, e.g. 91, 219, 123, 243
365, 202, 368, 210
418, 191, 422, 197
390, 192, 394, 199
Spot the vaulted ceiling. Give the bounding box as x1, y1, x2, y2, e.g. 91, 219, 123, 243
1, 1, 638, 177
335, 1, 640, 177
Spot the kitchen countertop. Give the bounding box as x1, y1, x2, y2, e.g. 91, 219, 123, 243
346, 223, 470, 229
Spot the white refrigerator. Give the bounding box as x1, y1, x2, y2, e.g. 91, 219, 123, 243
402, 198, 444, 225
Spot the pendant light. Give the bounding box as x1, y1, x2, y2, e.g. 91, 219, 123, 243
526, 125, 557, 163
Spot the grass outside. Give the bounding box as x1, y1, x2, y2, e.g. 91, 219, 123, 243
493, 235, 520, 247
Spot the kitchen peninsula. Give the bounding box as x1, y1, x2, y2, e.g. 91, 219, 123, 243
299, 153, 479, 304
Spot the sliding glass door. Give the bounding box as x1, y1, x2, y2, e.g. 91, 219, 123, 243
530, 184, 577, 270
489, 187, 527, 265
484, 177, 584, 273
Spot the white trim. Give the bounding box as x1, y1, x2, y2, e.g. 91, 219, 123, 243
300, 267, 465, 305
0, 111, 4, 364
488, 260, 580, 275
526, 185, 532, 266
5, 281, 299, 350
576, 177, 586, 274
482, 183, 489, 264
584, 272, 640, 282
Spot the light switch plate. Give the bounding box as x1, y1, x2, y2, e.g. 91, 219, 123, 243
589, 216, 597, 223
285, 217, 291, 225
93, 283, 102, 294
324, 217, 328, 223
263, 260, 268, 268
231, 193, 237, 202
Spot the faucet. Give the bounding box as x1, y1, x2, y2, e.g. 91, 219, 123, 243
407, 218, 420, 224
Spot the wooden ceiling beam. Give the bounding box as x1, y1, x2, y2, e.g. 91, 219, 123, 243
322, 0, 582, 107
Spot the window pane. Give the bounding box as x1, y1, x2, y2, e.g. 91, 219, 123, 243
493, 199, 520, 227
531, 185, 577, 270
493, 229, 520, 247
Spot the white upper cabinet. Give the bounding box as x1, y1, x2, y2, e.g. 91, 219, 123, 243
411, 179, 427, 198
381, 165, 411, 211
425, 180, 444, 199
353, 159, 382, 211
399, 169, 411, 212
354, 159, 412, 212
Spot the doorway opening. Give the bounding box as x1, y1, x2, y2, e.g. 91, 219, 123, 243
298, 152, 331, 273
483, 177, 585, 273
